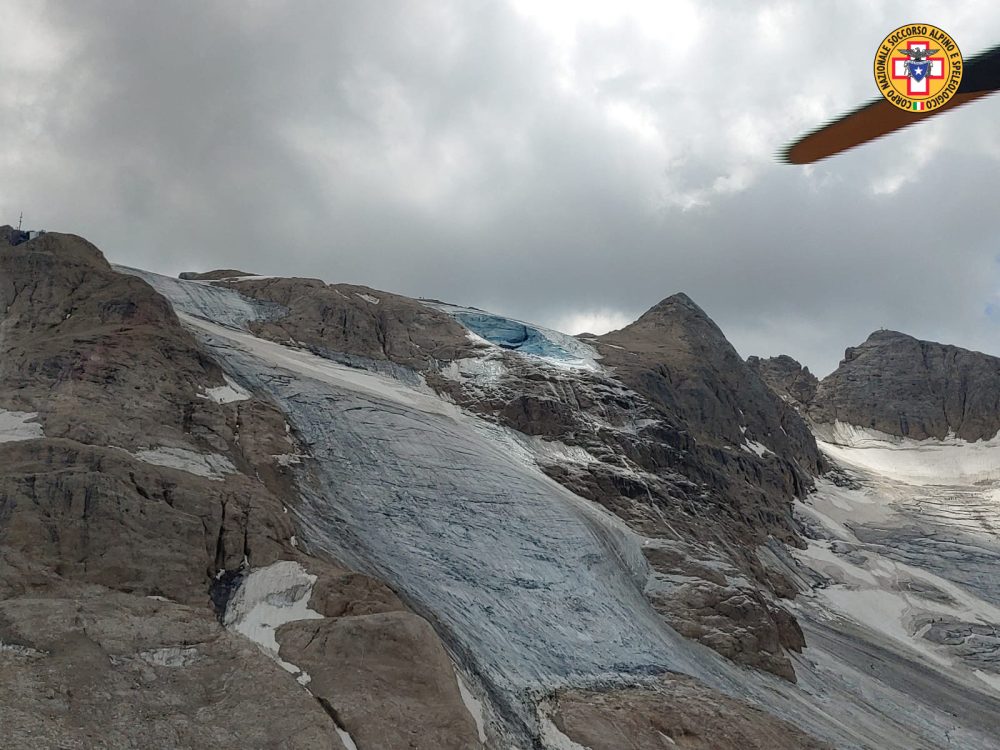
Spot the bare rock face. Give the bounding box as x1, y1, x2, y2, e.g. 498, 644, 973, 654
547, 675, 831, 750
0, 232, 232, 450
0, 590, 346, 750
598, 295, 823, 484
809, 330, 1000, 440
752, 332, 1000, 442
0, 233, 295, 603
746, 355, 818, 411
0, 439, 295, 604
279, 611, 481, 750
642, 541, 804, 681
223, 276, 477, 370
1, 233, 487, 749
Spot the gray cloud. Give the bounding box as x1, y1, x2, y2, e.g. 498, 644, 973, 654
3, 0, 1000, 375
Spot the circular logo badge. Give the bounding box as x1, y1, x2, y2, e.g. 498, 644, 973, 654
874, 24, 963, 112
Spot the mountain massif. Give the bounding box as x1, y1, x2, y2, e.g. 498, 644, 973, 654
3, 227, 1000, 749
751, 329, 1000, 440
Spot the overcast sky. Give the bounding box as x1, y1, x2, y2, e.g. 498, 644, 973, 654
3, 1, 1000, 374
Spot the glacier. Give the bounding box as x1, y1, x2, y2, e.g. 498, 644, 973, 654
425, 302, 601, 370
119, 266, 1000, 749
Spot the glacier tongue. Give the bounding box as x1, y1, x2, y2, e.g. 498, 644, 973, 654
115, 265, 284, 328
185, 313, 708, 733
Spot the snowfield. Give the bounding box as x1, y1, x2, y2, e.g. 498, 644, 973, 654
793, 422, 1000, 739
125, 267, 1000, 750
0, 410, 44, 443
814, 420, 1000, 485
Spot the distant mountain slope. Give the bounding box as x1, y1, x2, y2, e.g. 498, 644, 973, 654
753, 331, 1000, 441
811, 330, 1000, 440
747, 354, 819, 411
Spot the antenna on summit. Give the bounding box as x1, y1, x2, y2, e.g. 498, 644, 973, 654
17, 212, 23, 231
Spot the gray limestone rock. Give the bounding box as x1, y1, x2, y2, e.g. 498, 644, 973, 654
746, 354, 819, 411
810, 329, 1000, 440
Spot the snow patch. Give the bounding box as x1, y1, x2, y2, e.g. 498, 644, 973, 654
133, 447, 236, 480
138, 646, 202, 667
355, 292, 380, 305
335, 727, 359, 750
223, 560, 323, 679
796, 460, 1000, 684
0, 410, 44, 443
742, 439, 773, 458
814, 421, 1000, 485
538, 709, 590, 750
200, 374, 251, 404
973, 669, 1000, 693
454, 668, 487, 744
0, 641, 46, 658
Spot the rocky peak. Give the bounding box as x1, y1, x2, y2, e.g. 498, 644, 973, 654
2, 231, 109, 268
842, 329, 912, 362
811, 330, 1000, 440
598, 294, 822, 476
621, 293, 726, 340
747, 355, 818, 410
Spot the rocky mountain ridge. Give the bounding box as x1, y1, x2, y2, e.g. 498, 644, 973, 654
5, 228, 1000, 749
752, 329, 1000, 441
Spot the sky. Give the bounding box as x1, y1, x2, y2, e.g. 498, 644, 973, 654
3, 1, 1000, 375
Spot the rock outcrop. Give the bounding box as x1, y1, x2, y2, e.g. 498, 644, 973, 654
224, 276, 477, 370
747, 354, 818, 411
546, 676, 831, 750
809, 330, 1000, 440
0, 588, 346, 750
753, 330, 1000, 442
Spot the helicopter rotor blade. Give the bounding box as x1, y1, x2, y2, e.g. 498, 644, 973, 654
783, 44, 1000, 165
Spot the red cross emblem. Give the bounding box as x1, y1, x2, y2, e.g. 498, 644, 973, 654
891, 40, 945, 96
